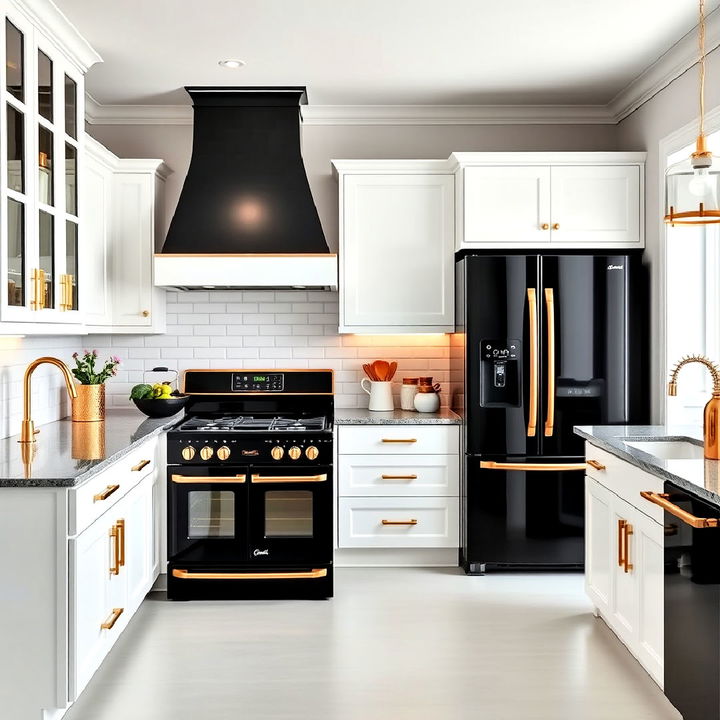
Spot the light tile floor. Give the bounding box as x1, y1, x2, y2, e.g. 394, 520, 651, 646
64, 569, 681, 720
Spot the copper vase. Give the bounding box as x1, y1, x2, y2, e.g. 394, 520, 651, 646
71, 421, 106, 459
72, 384, 106, 422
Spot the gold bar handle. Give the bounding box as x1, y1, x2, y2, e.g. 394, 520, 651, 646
171, 568, 328, 580
59, 275, 66, 310
587, 460, 606, 471
38, 269, 46, 309
117, 518, 125, 568
480, 461, 587, 471
381, 474, 418, 480
31, 269, 40, 310
250, 474, 327, 484
93, 484, 120, 502
640, 491, 720, 528
109, 524, 120, 575
381, 438, 417, 443
381, 519, 418, 526
100, 608, 124, 630
617, 519, 625, 568
623, 523, 634, 573
131, 459, 151, 472
171, 474, 246, 484
527, 288, 538, 437
544, 287, 555, 437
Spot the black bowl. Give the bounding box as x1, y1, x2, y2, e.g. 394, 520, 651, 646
132, 396, 189, 418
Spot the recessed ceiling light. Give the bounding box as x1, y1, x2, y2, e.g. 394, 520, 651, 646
218, 59, 245, 69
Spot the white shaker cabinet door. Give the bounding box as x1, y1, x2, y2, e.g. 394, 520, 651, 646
341, 174, 454, 332
550, 165, 641, 245
585, 476, 613, 617
122, 475, 155, 615
610, 494, 638, 647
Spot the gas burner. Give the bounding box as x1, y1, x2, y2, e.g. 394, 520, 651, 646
178, 415, 327, 433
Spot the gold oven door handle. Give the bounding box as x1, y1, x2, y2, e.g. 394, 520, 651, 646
381, 519, 418, 526
100, 607, 124, 630
527, 288, 538, 438
171, 568, 328, 580
480, 461, 587, 472
250, 474, 327, 483
544, 287, 556, 437
640, 491, 720, 528
171, 474, 247, 484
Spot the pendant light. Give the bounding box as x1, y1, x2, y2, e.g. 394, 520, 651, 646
665, 0, 720, 225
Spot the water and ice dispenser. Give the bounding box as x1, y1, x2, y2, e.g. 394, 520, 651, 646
480, 340, 521, 407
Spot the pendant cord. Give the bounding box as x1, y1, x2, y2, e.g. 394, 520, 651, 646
700, 0, 706, 138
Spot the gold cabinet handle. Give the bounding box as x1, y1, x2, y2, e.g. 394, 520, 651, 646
380, 474, 418, 479
527, 288, 538, 437
93, 484, 120, 502
552, 223, 560, 230
480, 461, 587, 471
623, 522, 634, 573
142, 310, 150, 317
617, 519, 625, 568
640, 491, 720, 528
117, 518, 125, 568
109, 524, 120, 575
381, 519, 418, 526
100, 608, 124, 630
59, 274, 73, 310
587, 460, 606, 471
544, 287, 556, 437
250, 473, 327, 483
171, 474, 246, 483
381, 438, 417, 443
131, 459, 151, 472
31, 268, 44, 310
540, 223, 550, 230
172, 568, 328, 580
59, 275, 67, 310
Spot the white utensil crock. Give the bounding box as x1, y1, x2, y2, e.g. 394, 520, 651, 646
414, 391, 440, 413
361, 379, 395, 411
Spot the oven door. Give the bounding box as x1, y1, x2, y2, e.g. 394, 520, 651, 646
168, 467, 249, 563
248, 465, 333, 564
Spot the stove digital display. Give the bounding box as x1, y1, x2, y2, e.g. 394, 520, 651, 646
232, 373, 284, 392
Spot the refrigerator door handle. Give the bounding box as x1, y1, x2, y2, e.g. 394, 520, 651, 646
544, 287, 556, 437
527, 288, 539, 437
480, 461, 587, 472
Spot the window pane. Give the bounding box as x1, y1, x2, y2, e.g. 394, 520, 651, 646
37, 50, 52, 122
38, 210, 54, 309
65, 143, 77, 215
265, 491, 313, 538
38, 126, 53, 206
6, 20, 23, 102
66, 220, 78, 310
7, 105, 24, 193
64, 75, 77, 138
188, 490, 235, 538
7, 199, 24, 306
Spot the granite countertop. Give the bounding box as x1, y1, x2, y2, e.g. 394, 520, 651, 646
334, 408, 462, 425
575, 424, 720, 506
0, 409, 183, 488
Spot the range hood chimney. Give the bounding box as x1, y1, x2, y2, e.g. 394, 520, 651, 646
154, 87, 337, 289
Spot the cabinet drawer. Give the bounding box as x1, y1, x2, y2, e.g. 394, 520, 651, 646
338, 425, 459, 455
338, 455, 459, 496
585, 442, 664, 523
70, 438, 157, 536
338, 497, 459, 548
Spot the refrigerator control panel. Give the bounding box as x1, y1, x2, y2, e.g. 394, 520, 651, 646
481, 339, 521, 407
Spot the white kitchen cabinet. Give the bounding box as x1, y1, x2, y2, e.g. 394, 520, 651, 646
123, 472, 155, 614
585, 475, 613, 617
454, 153, 645, 250
333, 162, 455, 333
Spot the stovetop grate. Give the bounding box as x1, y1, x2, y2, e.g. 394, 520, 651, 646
177, 415, 328, 432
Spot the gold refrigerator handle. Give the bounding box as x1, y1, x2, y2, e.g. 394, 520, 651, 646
480, 461, 587, 472
527, 288, 538, 438
171, 474, 247, 484
640, 491, 720, 528
250, 474, 328, 484
171, 568, 328, 580
544, 287, 556, 437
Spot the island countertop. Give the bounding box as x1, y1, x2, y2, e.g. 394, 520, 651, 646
334, 408, 462, 425
0, 409, 182, 488
575, 424, 720, 506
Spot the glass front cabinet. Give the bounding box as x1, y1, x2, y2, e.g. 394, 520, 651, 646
1, 1, 100, 328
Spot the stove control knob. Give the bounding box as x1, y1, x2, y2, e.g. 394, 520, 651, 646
288, 446, 302, 460
200, 446, 214, 460
271, 446, 285, 461
181, 446, 196, 461
305, 446, 319, 460
217, 446, 231, 461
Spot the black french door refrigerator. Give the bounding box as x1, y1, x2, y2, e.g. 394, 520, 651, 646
454, 253, 647, 574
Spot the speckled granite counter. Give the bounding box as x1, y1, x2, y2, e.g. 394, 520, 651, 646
0, 409, 182, 488
334, 408, 462, 425
575, 424, 720, 506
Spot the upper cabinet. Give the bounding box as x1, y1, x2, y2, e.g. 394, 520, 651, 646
333, 161, 455, 334
0, 0, 101, 333
454, 153, 646, 250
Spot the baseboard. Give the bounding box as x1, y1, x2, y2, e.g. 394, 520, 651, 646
334, 548, 459, 567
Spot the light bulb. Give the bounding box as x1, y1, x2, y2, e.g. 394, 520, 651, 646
688, 168, 714, 198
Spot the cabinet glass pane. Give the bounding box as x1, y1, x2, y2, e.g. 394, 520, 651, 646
6, 20, 23, 102
7, 105, 24, 192
265, 491, 313, 538
64, 75, 77, 138
39, 210, 54, 309
65, 143, 77, 215
7, 199, 24, 306
66, 220, 78, 310
38, 126, 53, 206
37, 50, 52, 122
188, 490, 234, 538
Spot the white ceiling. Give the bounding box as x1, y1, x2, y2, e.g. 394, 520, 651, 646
56, 0, 720, 107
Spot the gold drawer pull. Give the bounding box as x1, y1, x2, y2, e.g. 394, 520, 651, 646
640, 491, 720, 528
100, 607, 124, 630
93, 484, 120, 502
131, 459, 151, 472
480, 461, 587, 471
117, 518, 126, 567
382, 438, 417, 443
251, 474, 327, 484
587, 460, 606, 471
381, 474, 418, 480
381, 519, 418, 526
171, 474, 246, 484
109, 524, 120, 575
172, 568, 327, 580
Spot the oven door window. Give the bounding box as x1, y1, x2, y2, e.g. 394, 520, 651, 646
265, 490, 313, 538
188, 490, 235, 539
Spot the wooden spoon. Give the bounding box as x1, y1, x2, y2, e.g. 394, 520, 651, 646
387, 361, 398, 381
373, 360, 390, 382
363, 363, 377, 381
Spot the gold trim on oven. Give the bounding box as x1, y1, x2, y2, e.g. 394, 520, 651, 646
171, 568, 328, 580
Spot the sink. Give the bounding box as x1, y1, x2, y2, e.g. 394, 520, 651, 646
623, 439, 705, 460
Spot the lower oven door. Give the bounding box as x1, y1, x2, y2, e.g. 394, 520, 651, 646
248, 465, 333, 564
168, 467, 249, 563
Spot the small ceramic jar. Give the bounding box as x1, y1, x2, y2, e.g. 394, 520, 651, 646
414, 386, 440, 413
400, 377, 419, 410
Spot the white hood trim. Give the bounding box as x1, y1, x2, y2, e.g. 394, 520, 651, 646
153, 254, 337, 290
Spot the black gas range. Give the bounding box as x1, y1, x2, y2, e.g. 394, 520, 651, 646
166, 369, 334, 601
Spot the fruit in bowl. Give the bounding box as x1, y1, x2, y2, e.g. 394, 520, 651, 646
130, 383, 179, 400
129, 383, 188, 418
